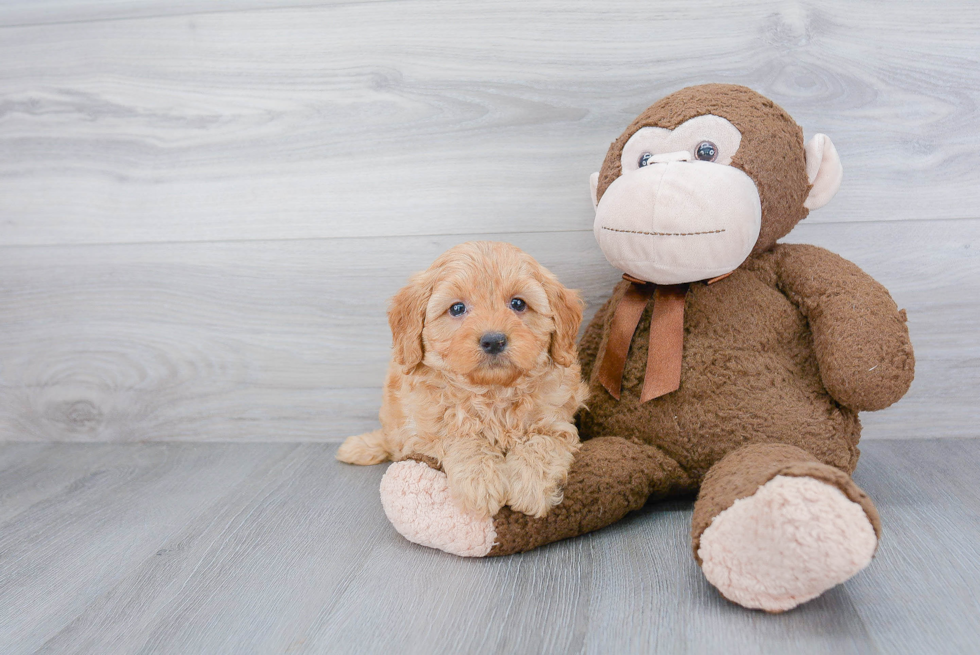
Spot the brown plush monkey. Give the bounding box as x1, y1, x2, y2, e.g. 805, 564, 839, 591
377, 84, 914, 612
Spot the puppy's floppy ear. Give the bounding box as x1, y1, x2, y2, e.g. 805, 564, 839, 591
388, 270, 433, 370
537, 269, 584, 368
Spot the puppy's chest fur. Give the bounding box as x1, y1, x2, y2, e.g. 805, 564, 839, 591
404, 365, 582, 453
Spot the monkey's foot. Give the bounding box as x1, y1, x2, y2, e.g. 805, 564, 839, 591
697, 475, 878, 612
380, 460, 496, 557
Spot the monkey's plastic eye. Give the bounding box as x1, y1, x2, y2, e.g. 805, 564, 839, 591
695, 141, 718, 162
638, 152, 654, 168
449, 302, 466, 316
510, 298, 527, 312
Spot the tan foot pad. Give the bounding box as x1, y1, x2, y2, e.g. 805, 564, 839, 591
698, 475, 878, 612
380, 460, 496, 557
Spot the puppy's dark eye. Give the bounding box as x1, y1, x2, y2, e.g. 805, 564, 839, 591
695, 141, 718, 162
449, 302, 466, 317
510, 298, 527, 312
638, 152, 654, 168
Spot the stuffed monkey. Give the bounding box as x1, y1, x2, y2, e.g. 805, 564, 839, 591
378, 84, 914, 612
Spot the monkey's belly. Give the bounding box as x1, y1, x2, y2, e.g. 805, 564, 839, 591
578, 275, 861, 483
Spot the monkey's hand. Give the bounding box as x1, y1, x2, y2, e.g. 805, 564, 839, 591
775, 243, 914, 411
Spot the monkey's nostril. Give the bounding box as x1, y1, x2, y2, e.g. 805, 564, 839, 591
479, 332, 508, 355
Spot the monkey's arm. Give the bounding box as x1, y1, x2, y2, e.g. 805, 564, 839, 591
775, 243, 914, 411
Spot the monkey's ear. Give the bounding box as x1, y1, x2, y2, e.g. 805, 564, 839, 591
387, 271, 433, 370
589, 172, 600, 210
803, 134, 843, 210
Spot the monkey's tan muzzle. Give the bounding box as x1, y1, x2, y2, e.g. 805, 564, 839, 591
593, 161, 762, 285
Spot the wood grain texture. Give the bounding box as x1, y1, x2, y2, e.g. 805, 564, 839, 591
0, 219, 976, 442
0, 0, 977, 443
1, 439, 977, 654
1, 0, 979, 246
0, 0, 326, 27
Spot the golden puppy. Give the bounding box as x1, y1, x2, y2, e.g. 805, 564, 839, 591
337, 241, 588, 519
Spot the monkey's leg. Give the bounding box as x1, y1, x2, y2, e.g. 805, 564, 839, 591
380, 437, 689, 557
692, 443, 881, 612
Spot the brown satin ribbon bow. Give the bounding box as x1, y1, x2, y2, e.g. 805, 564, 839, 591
597, 272, 730, 403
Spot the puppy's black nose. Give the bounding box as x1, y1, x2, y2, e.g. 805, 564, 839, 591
480, 332, 508, 355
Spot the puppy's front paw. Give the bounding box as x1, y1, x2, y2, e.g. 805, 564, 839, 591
504, 441, 576, 518
445, 465, 507, 520
506, 466, 565, 519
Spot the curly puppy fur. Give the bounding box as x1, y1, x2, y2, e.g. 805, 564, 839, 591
337, 241, 589, 519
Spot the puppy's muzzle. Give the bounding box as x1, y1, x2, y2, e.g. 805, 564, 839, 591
479, 332, 508, 355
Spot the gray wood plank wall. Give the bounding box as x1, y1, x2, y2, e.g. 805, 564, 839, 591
1, 0, 978, 442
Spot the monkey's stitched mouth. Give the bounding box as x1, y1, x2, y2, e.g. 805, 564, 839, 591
602, 226, 727, 237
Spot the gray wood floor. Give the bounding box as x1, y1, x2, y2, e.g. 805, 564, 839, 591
1, 439, 978, 655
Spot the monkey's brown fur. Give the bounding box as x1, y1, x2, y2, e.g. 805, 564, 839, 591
480, 84, 914, 557
596, 84, 811, 256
